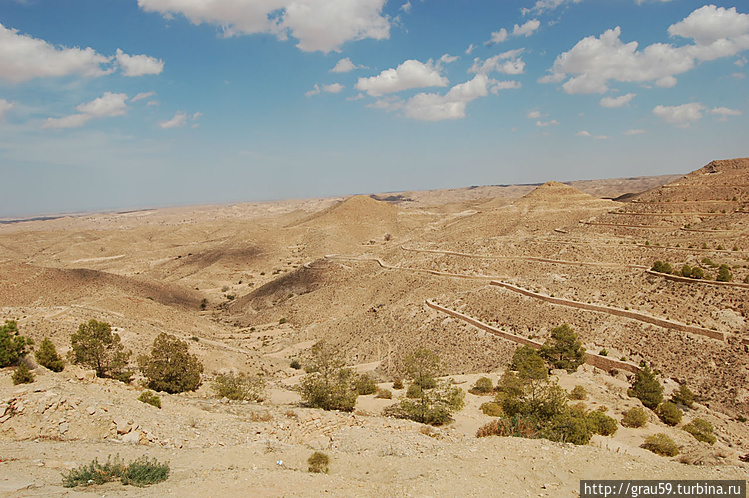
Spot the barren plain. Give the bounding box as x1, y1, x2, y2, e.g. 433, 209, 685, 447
1, 161, 748, 496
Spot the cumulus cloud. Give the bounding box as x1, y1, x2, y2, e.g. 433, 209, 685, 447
42, 92, 128, 129
305, 82, 344, 96
355, 59, 448, 97
536, 119, 560, 127
576, 130, 591, 137
400, 1, 411, 13
0, 23, 111, 82
541, 5, 749, 94
0, 99, 14, 120
491, 80, 522, 93
470, 49, 526, 75
513, 19, 540, 37
159, 112, 187, 129
131, 91, 157, 102
652, 102, 705, 127
521, 0, 581, 16
488, 28, 508, 44
600, 93, 636, 107
138, 0, 390, 53
708, 106, 742, 120
115, 49, 164, 76
526, 110, 542, 119
331, 57, 361, 73
577, 130, 609, 139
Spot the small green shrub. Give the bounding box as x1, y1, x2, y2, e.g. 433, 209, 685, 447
683, 418, 716, 445
307, 451, 329, 474
540, 410, 593, 445
586, 410, 618, 436
691, 267, 705, 279
476, 415, 540, 439
656, 402, 682, 426
137, 391, 161, 409
35, 338, 64, 372
628, 365, 663, 409
469, 377, 494, 395
0, 320, 33, 368
670, 384, 695, 408
211, 372, 265, 401
621, 406, 648, 428
279, 317, 287, 324
681, 264, 692, 277
289, 359, 301, 370
392, 378, 404, 390
69, 319, 130, 380
716, 264, 732, 282
598, 348, 608, 356
62, 455, 169, 488
569, 385, 588, 400
138, 333, 203, 393
479, 401, 503, 417
406, 383, 422, 399
354, 373, 378, 395
641, 433, 679, 456
11, 362, 34, 385
540, 324, 586, 372
375, 388, 392, 399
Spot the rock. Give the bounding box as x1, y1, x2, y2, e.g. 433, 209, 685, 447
59, 422, 69, 434
113, 417, 133, 434
121, 431, 140, 444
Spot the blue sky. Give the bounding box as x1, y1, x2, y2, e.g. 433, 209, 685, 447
0, 0, 747, 217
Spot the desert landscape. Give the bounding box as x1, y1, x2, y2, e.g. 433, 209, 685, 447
0, 158, 748, 496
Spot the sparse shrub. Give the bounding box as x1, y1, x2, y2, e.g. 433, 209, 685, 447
354, 373, 378, 395
199, 298, 207, 310
289, 359, 301, 370
137, 390, 161, 409
0, 320, 33, 368
745, 275, 749, 284
716, 264, 732, 282
569, 385, 588, 400
598, 348, 608, 357
621, 406, 648, 428
35, 338, 64, 372
540, 409, 593, 445
406, 383, 422, 398
138, 333, 203, 394
279, 317, 287, 324
681, 264, 692, 277
307, 452, 329, 474
247, 410, 272, 422
670, 384, 695, 408
690, 267, 704, 279
68, 319, 131, 380
375, 388, 392, 399
701, 257, 715, 267
511, 345, 542, 371
656, 402, 682, 426
403, 348, 441, 389
221, 285, 229, 292
211, 372, 265, 401
469, 377, 494, 395
299, 341, 358, 412
476, 415, 540, 439
683, 418, 716, 445
586, 410, 618, 436
396, 378, 465, 426
11, 361, 34, 385
540, 324, 586, 372
651, 261, 672, 274
641, 433, 679, 456
628, 364, 663, 409
480, 401, 503, 417
62, 455, 169, 488
392, 378, 404, 390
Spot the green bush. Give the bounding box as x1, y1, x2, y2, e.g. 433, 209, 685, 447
375, 388, 392, 399
354, 373, 378, 395
392, 378, 404, 390
476, 414, 540, 439
137, 391, 161, 409
211, 372, 265, 401
289, 359, 301, 370
716, 264, 732, 282
299, 342, 357, 411
586, 410, 618, 436
11, 362, 34, 385
691, 267, 704, 279
0, 320, 33, 368
651, 261, 673, 274
138, 333, 203, 393
511, 345, 541, 371
681, 264, 692, 277
540, 324, 586, 372
621, 406, 648, 428
569, 385, 588, 400
628, 365, 663, 409
480, 401, 503, 417
670, 384, 695, 408
62, 455, 169, 488
683, 418, 716, 445
394, 379, 465, 426
406, 383, 422, 399
641, 433, 679, 456
656, 402, 683, 426
403, 348, 441, 389
540, 411, 593, 445
35, 338, 64, 372
68, 319, 131, 379
307, 451, 329, 474
469, 376, 494, 395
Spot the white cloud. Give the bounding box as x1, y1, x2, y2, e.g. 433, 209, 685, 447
521, 0, 581, 16
330, 57, 360, 73
42, 92, 128, 129
355, 59, 448, 97
576, 130, 591, 137
600, 93, 636, 107
624, 129, 646, 135
652, 102, 705, 127
159, 111, 188, 129
470, 49, 525, 75
323, 83, 344, 93
709, 106, 742, 120
491, 80, 522, 93
402, 74, 491, 121
465, 44, 475, 55
577, 130, 608, 139
0, 99, 14, 120
489, 29, 508, 44
542, 5, 749, 94
138, 0, 390, 54
439, 54, 459, 65
536, 119, 559, 127
131, 91, 157, 102
526, 110, 542, 119
115, 49, 164, 76
513, 19, 540, 37
0, 23, 111, 82
400, 1, 411, 13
